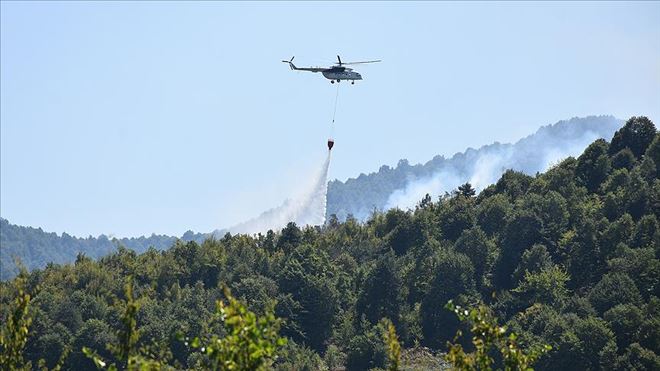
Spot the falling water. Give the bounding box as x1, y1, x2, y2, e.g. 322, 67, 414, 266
228, 151, 331, 234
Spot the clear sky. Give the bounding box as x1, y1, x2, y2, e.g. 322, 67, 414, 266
2, 1, 659, 237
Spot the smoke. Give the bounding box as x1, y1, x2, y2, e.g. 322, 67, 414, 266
227, 152, 331, 234
385, 125, 609, 210
386, 169, 463, 209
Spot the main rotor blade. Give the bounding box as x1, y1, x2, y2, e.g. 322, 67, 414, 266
342, 60, 382, 65
337, 55, 342, 65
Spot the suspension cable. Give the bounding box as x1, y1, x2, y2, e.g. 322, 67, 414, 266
332, 83, 340, 124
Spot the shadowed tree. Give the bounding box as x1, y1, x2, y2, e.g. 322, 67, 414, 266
356, 252, 404, 327
588, 272, 643, 314
609, 116, 657, 158
495, 211, 543, 288
457, 182, 476, 198
455, 226, 496, 291
277, 222, 303, 253
576, 139, 611, 192
611, 148, 636, 170
420, 250, 475, 348
476, 194, 512, 236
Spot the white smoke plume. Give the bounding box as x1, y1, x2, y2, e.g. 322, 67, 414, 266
227, 152, 331, 234
385, 119, 616, 211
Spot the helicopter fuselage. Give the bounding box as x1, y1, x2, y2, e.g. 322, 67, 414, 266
322, 69, 362, 81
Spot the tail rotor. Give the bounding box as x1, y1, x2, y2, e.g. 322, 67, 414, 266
281, 56, 295, 70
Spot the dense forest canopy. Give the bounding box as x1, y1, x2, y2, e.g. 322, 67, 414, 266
1, 116, 658, 370
0, 115, 622, 281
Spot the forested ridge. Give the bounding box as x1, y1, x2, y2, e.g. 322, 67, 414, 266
1, 116, 659, 370
1, 116, 622, 281
0, 220, 208, 281
326, 115, 622, 220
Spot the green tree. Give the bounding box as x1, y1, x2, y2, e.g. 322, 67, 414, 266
345, 321, 387, 371
512, 244, 553, 284
576, 139, 611, 192
607, 246, 659, 300
82, 278, 169, 370
380, 209, 420, 255
574, 316, 618, 370
609, 116, 657, 158
615, 343, 660, 371
644, 133, 660, 176
356, 253, 404, 327
381, 318, 401, 371
455, 226, 496, 291
611, 148, 636, 170
604, 304, 643, 349
274, 341, 324, 371
278, 245, 338, 352
201, 287, 286, 371
437, 196, 476, 241
457, 182, 477, 198
514, 265, 570, 306
588, 273, 643, 314
599, 214, 634, 258
476, 194, 511, 236
277, 222, 303, 253
0, 272, 33, 370
406, 239, 442, 304
493, 170, 534, 200
445, 301, 550, 371
421, 251, 475, 348
496, 211, 543, 288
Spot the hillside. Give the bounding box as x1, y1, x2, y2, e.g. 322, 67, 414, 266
1, 116, 658, 370
327, 115, 622, 220
0, 219, 207, 280
0, 115, 623, 281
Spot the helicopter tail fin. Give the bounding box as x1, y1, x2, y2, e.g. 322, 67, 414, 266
281, 56, 297, 70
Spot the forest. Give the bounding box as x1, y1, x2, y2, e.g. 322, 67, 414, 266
0, 219, 207, 281
1, 116, 659, 370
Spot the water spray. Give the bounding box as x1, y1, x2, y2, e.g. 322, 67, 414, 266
228, 151, 331, 234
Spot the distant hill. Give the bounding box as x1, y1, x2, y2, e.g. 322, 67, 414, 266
0, 218, 207, 280
327, 115, 623, 220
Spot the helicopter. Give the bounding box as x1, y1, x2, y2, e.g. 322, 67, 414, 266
282, 55, 381, 84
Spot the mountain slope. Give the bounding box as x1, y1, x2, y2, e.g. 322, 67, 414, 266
1, 116, 657, 370
327, 115, 622, 220
0, 218, 207, 280
0, 115, 623, 280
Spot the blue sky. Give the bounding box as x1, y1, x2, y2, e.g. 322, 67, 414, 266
2, 1, 659, 237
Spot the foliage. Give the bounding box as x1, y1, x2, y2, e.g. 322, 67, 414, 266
381, 318, 401, 371
445, 301, 550, 370
0, 272, 33, 370
514, 266, 570, 306
82, 277, 170, 370
200, 287, 286, 371
0, 116, 657, 371
609, 116, 657, 158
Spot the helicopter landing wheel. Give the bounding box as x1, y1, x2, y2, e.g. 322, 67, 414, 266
331, 80, 335, 84
351, 81, 355, 85
336, 80, 340, 83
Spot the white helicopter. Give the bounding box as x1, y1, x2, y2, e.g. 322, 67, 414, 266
282, 55, 381, 84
